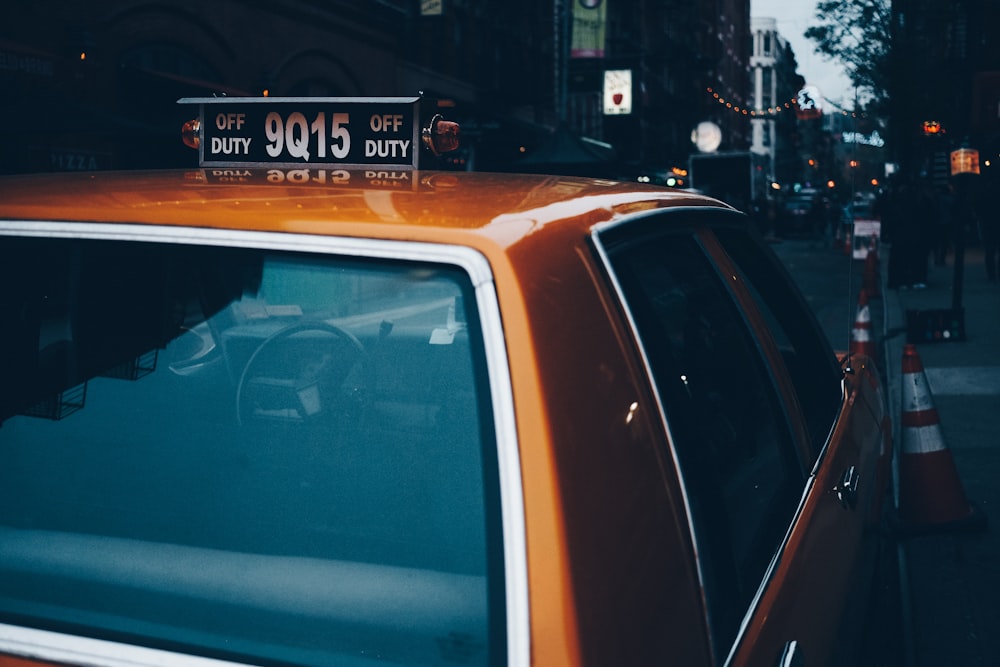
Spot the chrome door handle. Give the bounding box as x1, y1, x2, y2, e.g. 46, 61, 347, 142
833, 465, 859, 509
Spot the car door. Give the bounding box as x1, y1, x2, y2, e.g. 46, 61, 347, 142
708, 223, 888, 667
597, 213, 810, 664
597, 209, 886, 666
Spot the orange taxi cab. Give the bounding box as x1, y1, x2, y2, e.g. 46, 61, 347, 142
0, 97, 890, 667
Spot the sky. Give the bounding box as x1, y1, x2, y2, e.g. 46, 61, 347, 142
750, 0, 856, 110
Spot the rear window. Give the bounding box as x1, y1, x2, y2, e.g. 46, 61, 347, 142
0, 236, 505, 666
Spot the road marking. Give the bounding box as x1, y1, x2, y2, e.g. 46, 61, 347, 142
924, 366, 1000, 396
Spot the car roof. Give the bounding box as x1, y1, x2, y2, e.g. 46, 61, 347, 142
0, 169, 732, 252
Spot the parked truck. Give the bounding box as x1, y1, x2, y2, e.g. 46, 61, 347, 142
688, 151, 753, 213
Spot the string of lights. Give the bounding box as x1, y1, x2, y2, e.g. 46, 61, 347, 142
823, 96, 868, 118
705, 86, 868, 118
705, 86, 795, 117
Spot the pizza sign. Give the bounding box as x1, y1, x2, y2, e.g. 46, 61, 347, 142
603, 70, 632, 115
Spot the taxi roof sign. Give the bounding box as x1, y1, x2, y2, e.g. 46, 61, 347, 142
179, 96, 422, 169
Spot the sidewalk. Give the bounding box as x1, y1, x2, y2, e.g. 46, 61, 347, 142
880, 244, 1000, 667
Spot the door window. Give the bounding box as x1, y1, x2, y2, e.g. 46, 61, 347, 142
601, 222, 803, 655
711, 225, 843, 456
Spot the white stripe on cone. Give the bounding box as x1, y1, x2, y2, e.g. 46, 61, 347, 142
902, 421, 947, 455
901, 369, 946, 455
902, 368, 936, 414
850, 293, 874, 356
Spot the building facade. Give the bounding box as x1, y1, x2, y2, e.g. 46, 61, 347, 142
703, 0, 752, 153
1, 1, 555, 173
2, 0, 752, 180
749, 17, 804, 193
890, 0, 1000, 182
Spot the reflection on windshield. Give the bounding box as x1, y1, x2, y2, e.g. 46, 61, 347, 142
0, 238, 503, 666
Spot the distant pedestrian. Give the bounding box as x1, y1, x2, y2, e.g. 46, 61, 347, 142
932, 184, 953, 266
973, 170, 1000, 282
913, 179, 935, 286
978, 203, 999, 283
751, 196, 779, 241
886, 175, 935, 289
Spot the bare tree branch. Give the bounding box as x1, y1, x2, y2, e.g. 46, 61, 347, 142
805, 0, 891, 108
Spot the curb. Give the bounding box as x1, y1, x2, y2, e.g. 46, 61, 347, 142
879, 244, 916, 667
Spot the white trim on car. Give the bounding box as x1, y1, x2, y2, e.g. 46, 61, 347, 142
0, 221, 529, 667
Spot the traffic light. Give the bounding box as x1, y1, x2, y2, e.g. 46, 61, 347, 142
922, 120, 944, 136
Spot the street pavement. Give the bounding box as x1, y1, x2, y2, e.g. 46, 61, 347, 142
880, 243, 1000, 667
771, 232, 1000, 665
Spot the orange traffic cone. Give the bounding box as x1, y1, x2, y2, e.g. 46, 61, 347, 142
863, 235, 880, 298
896, 344, 986, 534
849, 288, 876, 362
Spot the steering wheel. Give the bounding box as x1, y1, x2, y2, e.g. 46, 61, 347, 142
235, 321, 367, 426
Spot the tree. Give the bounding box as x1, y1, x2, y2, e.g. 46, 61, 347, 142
804, 0, 891, 109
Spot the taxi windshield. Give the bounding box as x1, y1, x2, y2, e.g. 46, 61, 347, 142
0, 236, 504, 666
